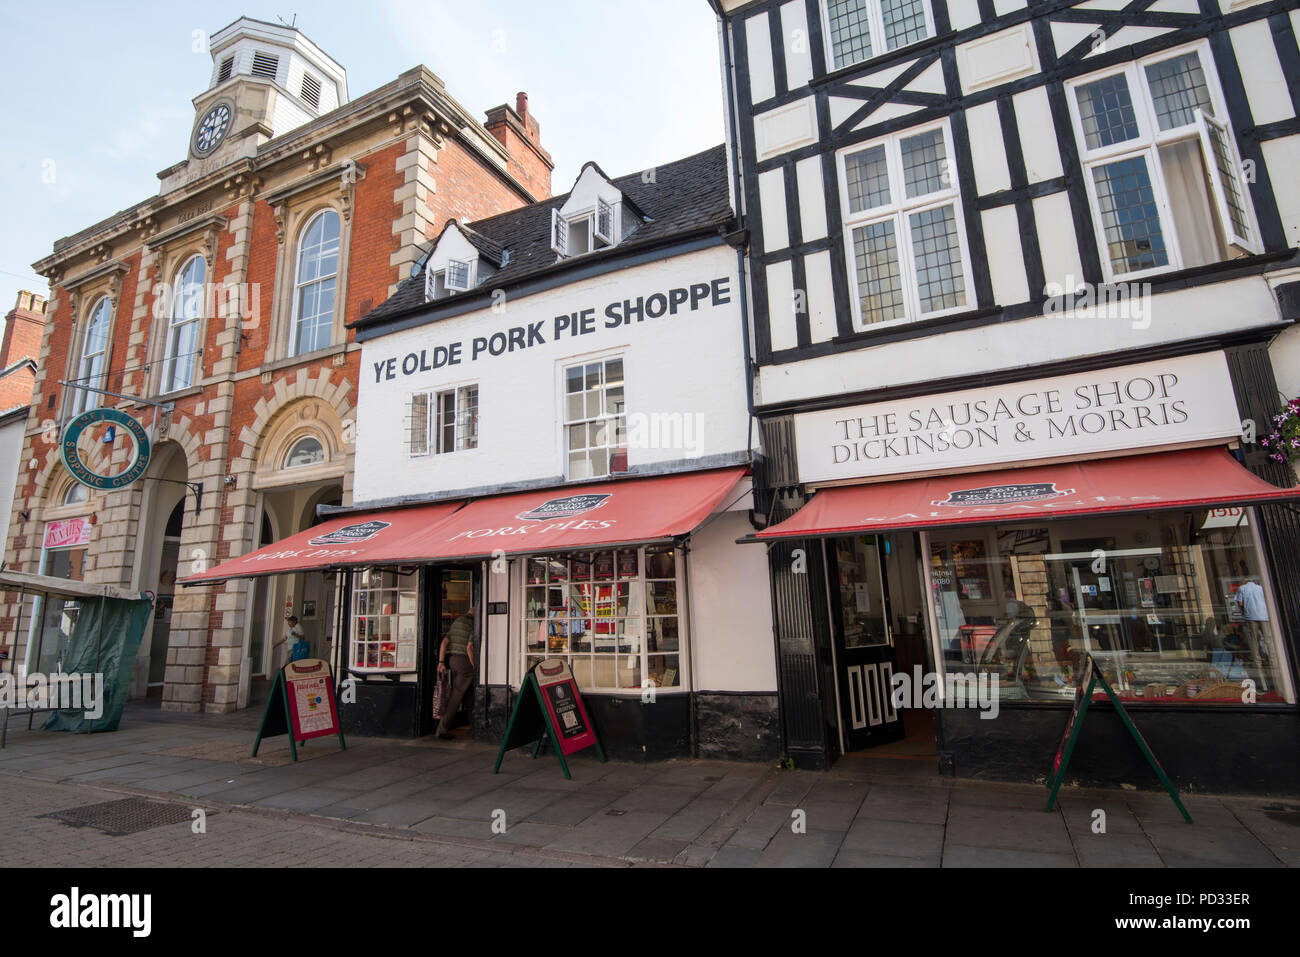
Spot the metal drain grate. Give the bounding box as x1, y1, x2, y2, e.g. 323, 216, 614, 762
40, 798, 197, 836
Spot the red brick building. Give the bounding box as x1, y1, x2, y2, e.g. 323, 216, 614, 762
4, 16, 551, 712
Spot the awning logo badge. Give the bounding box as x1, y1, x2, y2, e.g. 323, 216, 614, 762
308, 521, 391, 546
517, 494, 612, 522
932, 483, 1076, 507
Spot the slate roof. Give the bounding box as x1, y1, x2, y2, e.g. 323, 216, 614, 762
353, 144, 733, 331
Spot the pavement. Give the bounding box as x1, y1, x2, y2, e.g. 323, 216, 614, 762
1, 700, 1297, 868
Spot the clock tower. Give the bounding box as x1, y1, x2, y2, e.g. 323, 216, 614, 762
162, 16, 348, 190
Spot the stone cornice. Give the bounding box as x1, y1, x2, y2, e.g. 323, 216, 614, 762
143, 212, 231, 253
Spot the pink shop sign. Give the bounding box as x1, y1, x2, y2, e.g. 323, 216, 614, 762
43, 518, 91, 550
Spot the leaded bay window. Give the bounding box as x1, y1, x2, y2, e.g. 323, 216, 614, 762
1068, 45, 1259, 280
350, 568, 417, 673
522, 545, 683, 692
823, 0, 933, 72
564, 358, 626, 478
838, 122, 971, 328
409, 385, 478, 456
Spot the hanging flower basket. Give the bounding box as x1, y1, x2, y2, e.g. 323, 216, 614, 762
1261, 397, 1300, 465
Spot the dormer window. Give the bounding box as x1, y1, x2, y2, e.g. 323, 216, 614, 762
552, 201, 623, 258
424, 258, 476, 301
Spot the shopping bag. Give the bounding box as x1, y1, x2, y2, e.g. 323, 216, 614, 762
432, 668, 452, 720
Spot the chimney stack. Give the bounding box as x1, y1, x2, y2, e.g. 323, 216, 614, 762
516, 91, 528, 118
1, 290, 48, 368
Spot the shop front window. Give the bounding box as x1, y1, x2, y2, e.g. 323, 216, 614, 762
926, 509, 1290, 703
521, 544, 681, 692
349, 568, 417, 673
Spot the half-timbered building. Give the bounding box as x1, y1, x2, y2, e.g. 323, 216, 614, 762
712, 0, 1300, 791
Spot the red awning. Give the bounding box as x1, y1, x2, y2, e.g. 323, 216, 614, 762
758, 448, 1300, 539
181, 501, 465, 584
392, 466, 749, 562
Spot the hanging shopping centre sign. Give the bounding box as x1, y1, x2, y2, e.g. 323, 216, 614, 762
794, 352, 1242, 484
61, 408, 152, 491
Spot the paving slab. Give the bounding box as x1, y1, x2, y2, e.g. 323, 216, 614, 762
832, 848, 939, 867
705, 846, 761, 867
1071, 835, 1166, 867
944, 805, 1074, 854
943, 844, 1077, 867
725, 803, 795, 850
543, 809, 669, 856
649, 797, 732, 842
842, 819, 945, 858
626, 836, 689, 863
754, 827, 843, 867
1141, 823, 1283, 867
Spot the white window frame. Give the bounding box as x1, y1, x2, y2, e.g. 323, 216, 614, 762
161, 254, 205, 394
1066, 42, 1261, 282
516, 544, 689, 695
289, 209, 341, 357
820, 0, 936, 73
444, 258, 472, 292
561, 355, 627, 480
409, 384, 478, 457
553, 203, 621, 258
836, 118, 974, 330
349, 568, 418, 674
72, 296, 111, 417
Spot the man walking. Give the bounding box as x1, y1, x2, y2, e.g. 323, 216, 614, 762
436, 605, 477, 739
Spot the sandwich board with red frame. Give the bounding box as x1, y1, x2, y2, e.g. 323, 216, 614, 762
252, 658, 346, 762
493, 658, 605, 779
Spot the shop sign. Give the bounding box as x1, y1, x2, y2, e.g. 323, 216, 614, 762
308, 521, 390, 546
61, 408, 152, 491
370, 277, 732, 383
517, 494, 610, 522
43, 518, 91, 550
795, 353, 1241, 484
932, 483, 1073, 507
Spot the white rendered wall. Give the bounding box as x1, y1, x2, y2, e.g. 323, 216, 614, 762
355, 245, 749, 502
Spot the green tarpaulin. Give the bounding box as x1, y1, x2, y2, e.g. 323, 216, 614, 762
41, 596, 152, 733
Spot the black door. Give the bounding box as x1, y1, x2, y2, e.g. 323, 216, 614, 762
418, 566, 479, 735
827, 536, 904, 750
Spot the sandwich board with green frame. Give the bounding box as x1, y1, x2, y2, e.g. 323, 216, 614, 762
493, 658, 606, 780
252, 658, 346, 762
1045, 654, 1191, 822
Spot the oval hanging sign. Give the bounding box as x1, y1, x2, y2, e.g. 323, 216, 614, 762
61, 408, 152, 491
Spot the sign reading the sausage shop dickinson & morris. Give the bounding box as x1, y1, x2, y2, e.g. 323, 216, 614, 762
794, 353, 1242, 484
61, 408, 152, 491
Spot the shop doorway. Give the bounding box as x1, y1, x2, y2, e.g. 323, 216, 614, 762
825, 532, 937, 759
418, 566, 479, 737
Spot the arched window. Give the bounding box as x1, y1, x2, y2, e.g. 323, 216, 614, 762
162, 254, 205, 393
290, 210, 340, 356
72, 296, 111, 416
283, 436, 325, 469
63, 483, 88, 506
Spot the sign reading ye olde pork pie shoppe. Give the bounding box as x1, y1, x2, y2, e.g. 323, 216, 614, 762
794, 353, 1243, 484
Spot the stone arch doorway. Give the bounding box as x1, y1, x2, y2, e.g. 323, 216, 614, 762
239, 397, 349, 708
132, 441, 191, 698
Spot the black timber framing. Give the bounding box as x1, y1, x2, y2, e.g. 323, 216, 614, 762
725, 0, 1300, 363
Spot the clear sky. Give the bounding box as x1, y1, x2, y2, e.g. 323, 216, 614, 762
0, 0, 726, 321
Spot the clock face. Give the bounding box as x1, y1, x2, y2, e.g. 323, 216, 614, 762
192, 101, 233, 157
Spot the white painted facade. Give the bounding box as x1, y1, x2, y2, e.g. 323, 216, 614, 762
354, 244, 752, 502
